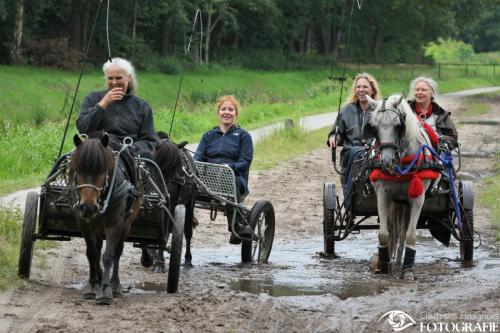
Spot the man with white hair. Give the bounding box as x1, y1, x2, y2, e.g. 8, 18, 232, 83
77, 57, 157, 159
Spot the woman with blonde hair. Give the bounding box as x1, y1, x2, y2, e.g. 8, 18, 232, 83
194, 95, 254, 244
326, 73, 381, 207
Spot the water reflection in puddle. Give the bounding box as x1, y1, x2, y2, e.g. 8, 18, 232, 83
66, 231, 499, 299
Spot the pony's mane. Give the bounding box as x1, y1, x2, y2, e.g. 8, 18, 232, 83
71, 138, 114, 174
370, 95, 419, 142
154, 140, 183, 180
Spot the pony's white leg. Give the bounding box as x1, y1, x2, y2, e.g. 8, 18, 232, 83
374, 183, 390, 247
373, 182, 391, 273
395, 205, 409, 267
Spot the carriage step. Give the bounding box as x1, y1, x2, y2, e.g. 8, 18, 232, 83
132, 243, 162, 250
37, 235, 72, 241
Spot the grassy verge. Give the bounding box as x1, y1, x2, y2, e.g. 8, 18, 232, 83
0, 206, 57, 291
462, 98, 490, 117
253, 126, 328, 170
478, 159, 500, 241
1, 65, 498, 193
0, 208, 23, 290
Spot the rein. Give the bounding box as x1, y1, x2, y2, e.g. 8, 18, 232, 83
393, 144, 462, 228
99, 137, 134, 214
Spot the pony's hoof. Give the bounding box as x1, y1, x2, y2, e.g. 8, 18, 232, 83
82, 283, 97, 299
376, 262, 391, 274
111, 282, 123, 297
141, 251, 153, 268
183, 261, 194, 268
96, 286, 113, 305
151, 264, 166, 273
369, 253, 379, 271
400, 269, 416, 281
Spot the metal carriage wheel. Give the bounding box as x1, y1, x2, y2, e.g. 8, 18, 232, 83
458, 180, 474, 262
322, 182, 337, 256
167, 204, 185, 293
18, 191, 39, 279
241, 200, 275, 263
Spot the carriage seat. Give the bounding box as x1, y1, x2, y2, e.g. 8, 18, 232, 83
193, 161, 242, 206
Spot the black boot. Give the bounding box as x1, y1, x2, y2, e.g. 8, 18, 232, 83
402, 247, 416, 272
229, 222, 253, 245
377, 246, 390, 274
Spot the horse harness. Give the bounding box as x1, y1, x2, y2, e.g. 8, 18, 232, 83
68, 148, 140, 215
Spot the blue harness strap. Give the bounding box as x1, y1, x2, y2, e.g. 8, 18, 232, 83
394, 144, 461, 228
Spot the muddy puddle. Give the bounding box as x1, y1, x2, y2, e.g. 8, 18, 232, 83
70, 231, 499, 300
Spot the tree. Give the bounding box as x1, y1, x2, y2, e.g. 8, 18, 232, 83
10, 0, 23, 64
202, 0, 236, 64
68, 0, 88, 50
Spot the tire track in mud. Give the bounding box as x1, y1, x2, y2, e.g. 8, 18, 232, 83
7, 242, 71, 333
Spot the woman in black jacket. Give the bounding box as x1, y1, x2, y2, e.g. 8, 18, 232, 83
77, 57, 157, 159
326, 73, 382, 208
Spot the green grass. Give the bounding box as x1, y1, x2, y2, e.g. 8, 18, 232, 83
0, 208, 23, 290
478, 158, 500, 241
253, 126, 328, 170
1, 65, 498, 192
0, 207, 57, 291
462, 99, 490, 116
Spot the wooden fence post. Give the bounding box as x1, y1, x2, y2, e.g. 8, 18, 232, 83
438, 64, 441, 79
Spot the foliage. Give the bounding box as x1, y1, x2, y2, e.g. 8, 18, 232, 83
424, 39, 474, 64
0, 0, 499, 66
25, 38, 83, 70
0, 207, 22, 290
478, 162, 500, 241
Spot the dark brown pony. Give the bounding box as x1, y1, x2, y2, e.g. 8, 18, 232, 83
70, 133, 140, 304
141, 132, 196, 269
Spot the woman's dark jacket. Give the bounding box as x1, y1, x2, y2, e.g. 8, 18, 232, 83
194, 125, 253, 195
77, 90, 157, 157
409, 100, 458, 149
326, 101, 375, 153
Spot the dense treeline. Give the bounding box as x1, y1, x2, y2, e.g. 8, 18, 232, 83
0, 0, 499, 70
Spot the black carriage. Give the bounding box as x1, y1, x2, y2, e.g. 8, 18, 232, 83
18, 152, 186, 293
184, 159, 276, 263
322, 146, 474, 262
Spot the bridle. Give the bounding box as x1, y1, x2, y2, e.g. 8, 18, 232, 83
69, 167, 110, 212
75, 172, 109, 195
376, 96, 406, 152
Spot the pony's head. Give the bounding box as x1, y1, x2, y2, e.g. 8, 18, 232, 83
70, 133, 114, 220
154, 139, 183, 181
366, 94, 419, 171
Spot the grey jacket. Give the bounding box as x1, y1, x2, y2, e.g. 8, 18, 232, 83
327, 102, 374, 148
77, 90, 157, 155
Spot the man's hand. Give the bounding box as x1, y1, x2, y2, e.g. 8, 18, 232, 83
98, 88, 125, 109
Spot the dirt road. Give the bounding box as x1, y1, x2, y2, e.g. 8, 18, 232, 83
1, 93, 499, 333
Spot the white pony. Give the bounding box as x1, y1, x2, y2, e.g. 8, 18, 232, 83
366, 94, 438, 279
